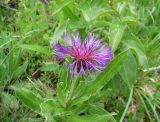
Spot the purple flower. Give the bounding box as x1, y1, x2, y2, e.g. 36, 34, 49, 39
53, 33, 114, 78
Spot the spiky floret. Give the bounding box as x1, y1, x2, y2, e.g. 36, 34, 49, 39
53, 34, 113, 77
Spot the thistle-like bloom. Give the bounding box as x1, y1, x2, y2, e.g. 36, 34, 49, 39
53, 34, 113, 77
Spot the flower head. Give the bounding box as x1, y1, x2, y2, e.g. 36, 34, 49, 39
53, 33, 113, 78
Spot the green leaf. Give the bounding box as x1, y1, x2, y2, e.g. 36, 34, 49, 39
11, 86, 42, 113
88, 104, 116, 116
2, 92, 19, 109
136, 89, 152, 122
92, 20, 110, 28
63, 7, 78, 21
147, 33, 160, 54
41, 99, 66, 121
109, 22, 126, 52
19, 117, 43, 122
107, 75, 129, 97
121, 16, 143, 26
51, 21, 68, 44
89, 88, 112, 102
67, 114, 116, 122
123, 34, 148, 68
40, 62, 59, 72
19, 44, 52, 56
40, 100, 56, 122
139, 90, 160, 121
119, 89, 133, 122
88, 50, 128, 94
12, 61, 28, 80
80, 0, 107, 22
52, 0, 74, 16
68, 81, 89, 107
119, 51, 137, 88
68, 21, 87, 30
56, 68, 70, 107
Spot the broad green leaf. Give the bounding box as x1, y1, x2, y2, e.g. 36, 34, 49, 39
63, 7, 78, 21
11, 86, 42, 113
41, 99, 66, 121
57, 81, 67, 107
40, 62, 59, 72
107, 75, 129, 97
88, 50, 128, 94
52, 0, 74, 16
123, 35, 148, 68
89, 88, 112, 102
119, 51, 137, 88
67, 114, 116, 122
88, 104, 116, 116
92, 20, 110, 28
80, 0, 107, 22
19, 44, 52, 56
109, 23, 126, 52
12, 61, 28, 80
40, 100, 56, 122
57, 68, 70, 107
68, 81, 89, 107
68, 21, 87, 30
